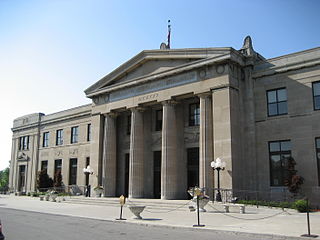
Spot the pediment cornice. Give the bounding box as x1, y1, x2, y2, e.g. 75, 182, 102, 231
85, 48, 244, 98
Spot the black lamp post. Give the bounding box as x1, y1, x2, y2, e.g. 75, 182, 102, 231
211, 158, 226, 202
83, 165, 93, 197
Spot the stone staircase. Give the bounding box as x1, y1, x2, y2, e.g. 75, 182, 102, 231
62, 196, 193, 212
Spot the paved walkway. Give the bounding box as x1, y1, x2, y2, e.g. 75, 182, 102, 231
0, 194, 319, 239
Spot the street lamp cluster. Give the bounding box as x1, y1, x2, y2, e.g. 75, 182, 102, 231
211, 157, 226, 202
83, 165, 93, 197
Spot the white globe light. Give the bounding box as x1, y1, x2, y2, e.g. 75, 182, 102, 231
211, 158, 226, 169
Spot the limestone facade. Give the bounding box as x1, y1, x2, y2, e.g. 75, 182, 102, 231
9, 37, 320, 204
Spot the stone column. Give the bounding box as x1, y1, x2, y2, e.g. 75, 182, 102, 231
129, 108, 144, 198
89, 114, 104, 195
102, 113, 117, 197
212, 87, 240, 190
199, 93, 213, 197
161, 100, 178, 200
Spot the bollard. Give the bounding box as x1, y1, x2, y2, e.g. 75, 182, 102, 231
301, 198, 318, 238
116, 195, 126, 221
193, 187, 205, 227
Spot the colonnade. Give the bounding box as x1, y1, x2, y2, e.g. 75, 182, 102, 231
101, 89, 232, 199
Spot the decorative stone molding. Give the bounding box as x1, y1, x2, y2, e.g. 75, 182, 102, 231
93, 94, 109, 105
105, 111, 118, 118
54, 150, 63, 157
69, 149, 78, 156
216, 64, 225, 74
17, 152, 29, 161
162, 100, 178, 107
197, 92, 212, 99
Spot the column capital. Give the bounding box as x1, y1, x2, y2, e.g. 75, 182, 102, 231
105, 111, 118, 118
129, 106, 145, 113
197, 92, 212, 99
162, 100, 178, 107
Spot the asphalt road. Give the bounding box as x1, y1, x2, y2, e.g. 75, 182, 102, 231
0, 208, 295, 240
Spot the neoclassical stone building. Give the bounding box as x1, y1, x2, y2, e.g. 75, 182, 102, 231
9, 37, 320, 203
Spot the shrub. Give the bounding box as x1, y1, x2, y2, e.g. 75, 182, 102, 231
284, 157, 304, 195
294, 199, 308, 212
37, 169, 53, 191
237, 200, 295, 209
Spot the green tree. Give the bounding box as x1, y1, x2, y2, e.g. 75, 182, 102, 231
0, 167, 9, 192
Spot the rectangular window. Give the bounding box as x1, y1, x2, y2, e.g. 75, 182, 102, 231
54, 159, 62, 182
267, 88, 288, 116
56, 129, 63, 146
43, 132, 49, 147
155, 109, 163, 131
19, 136, 30, 150
312, 81, 320, 110
69, 158, 77, 185
269, 140, 291, 186
23, 136, 29, 150
189, 103, 200, 126
127, 114, 131, 135
41, 160, 48, 174
19, 137, 23, 150
87, 124, 91, 142
71, 126, 79, 144
316, 138, 320, 186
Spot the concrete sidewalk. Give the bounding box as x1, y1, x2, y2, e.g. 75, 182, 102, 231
0, 194, 319, 239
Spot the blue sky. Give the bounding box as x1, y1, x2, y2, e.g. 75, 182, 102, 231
0, 0, 319, 170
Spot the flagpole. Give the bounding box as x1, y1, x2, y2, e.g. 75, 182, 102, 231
167, 20, 171, 49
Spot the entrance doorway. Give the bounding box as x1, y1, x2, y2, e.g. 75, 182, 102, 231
18, 165, 26, 192
187, 148, 199, 196
153, 151, 161, 199
124, 153, 129, 197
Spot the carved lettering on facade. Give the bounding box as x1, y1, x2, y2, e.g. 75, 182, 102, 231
109, 71, 197, 102
138, 93, 158, 102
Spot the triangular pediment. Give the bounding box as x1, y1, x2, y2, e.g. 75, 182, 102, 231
85, 48, 233, 98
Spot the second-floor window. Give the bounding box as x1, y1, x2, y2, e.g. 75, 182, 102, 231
71, 126, 79, 144
43, 132, 49, 147
19, 136, 29, 150
189, 103, 200, 126
267, 88, 288, 116
313, 81, 320, 110
56, 129, 63, 146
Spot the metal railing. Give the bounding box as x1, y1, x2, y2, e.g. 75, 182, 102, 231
212, 188, 301, 204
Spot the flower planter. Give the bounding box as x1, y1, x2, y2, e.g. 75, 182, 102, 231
191, 197, 209, 212
39, 195, 44, 201
45, 195, 50, 201
94, 188, 103, 197
50, 194, 58, 202
128, 205, 145, 219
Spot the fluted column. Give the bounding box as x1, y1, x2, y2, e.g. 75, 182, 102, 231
199, 93, 213, 197
102, 112, 117, 197
129, 108, 144, 198
161, 100, 178, 199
